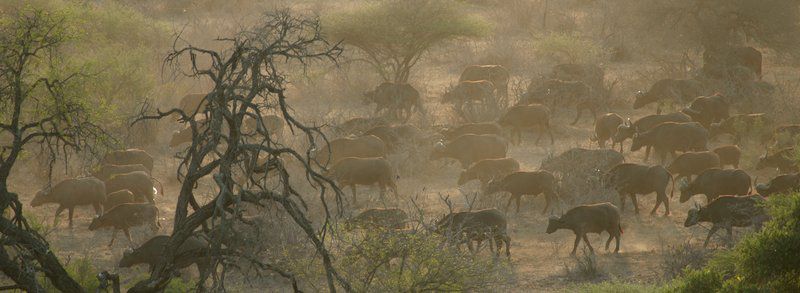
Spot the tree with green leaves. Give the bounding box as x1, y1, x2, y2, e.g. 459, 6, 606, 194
0, 8, 112, 292
327, 0, 488, 82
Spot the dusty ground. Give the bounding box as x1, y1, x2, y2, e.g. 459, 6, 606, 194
8, 66, 788, 291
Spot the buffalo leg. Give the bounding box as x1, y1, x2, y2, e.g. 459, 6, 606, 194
571, 233, 582, 255
629, 194, 640, 214
614, 234, 620, 253
93, 203, 103, 216
503, 234, 511, 258
124, 228, 133, 245
724, 222, 734, 248
541, 193, 552, 214
644, 146, 652, 162
619, 193, 627, 212
570, 108, 582, 125
350, 185, 358, 205
704, 225, 720, 248
516, 195, 523, 214
68, 207, 75, 228
108, 229, 117, 247
504, 194, 517, 212
53, 206, 66, 227
582, 234, 595, 254
605, 234, 613, 251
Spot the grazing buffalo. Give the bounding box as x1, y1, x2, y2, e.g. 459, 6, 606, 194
546, 202, 622, 255
756, 147, 798, 173
679, 168, 751, 204
30, 177, 106, 227
604, 163, 674, 216
630, 122, 708, 165
458, 158, 520, 186
756, 173, 800, 197
613, 112, 692, 155
431, 134, 508, 168
459, 65, 510, 99
591, 113, 624, 149
484, 171, 560, 214
497, 104, 554, 145
89, 203, 160, 247
684, 195, 768, 248
634, 79, 704, 114
120, 235, 211, 283
364, 82, 423, 122
713, 145, 741, 168
682, 94, 730, 128
435, 209, 511, 257
667, 151, 721, 181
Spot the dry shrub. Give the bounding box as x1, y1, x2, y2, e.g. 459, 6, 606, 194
564, 249, 604, 281
659, 240, 711, 280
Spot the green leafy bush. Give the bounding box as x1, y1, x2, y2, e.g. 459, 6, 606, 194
534, 33, 606, 64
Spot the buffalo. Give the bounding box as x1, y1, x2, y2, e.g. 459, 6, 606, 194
709, 113, 771, 143
546, 202, 622, 255
682, 94, 730, 128
667, 151, 721, 181
101, 149, 154, 172
459, 65, 509, 99
364, 82, 423, 122
633, 79, 704, 114
89, 203, 160, 247
435, 209, 511, 258
314, 135, 387, 166
713, 145, 741, 168
613, 112, 692, 155
431, 134, 508, 168
591, 113, 624, 149
684, 195, 768, 248
756, 173, 800, 197
326, 157, 398, 204
604, 163, 674, 216
497, 104, 554, 145
458, 157, 520, 186
441, 122, 503, 141
756, 147, 798, 173
679, 168, 751, 204
30, 177, 106, 227
484, 171, 560, 214
630, 122, 708, 164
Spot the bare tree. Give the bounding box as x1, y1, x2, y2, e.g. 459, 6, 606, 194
129, 11, 352, 292
0, 8, 112, 293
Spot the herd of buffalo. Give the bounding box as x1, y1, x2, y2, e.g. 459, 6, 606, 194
27, 45, 799, 277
